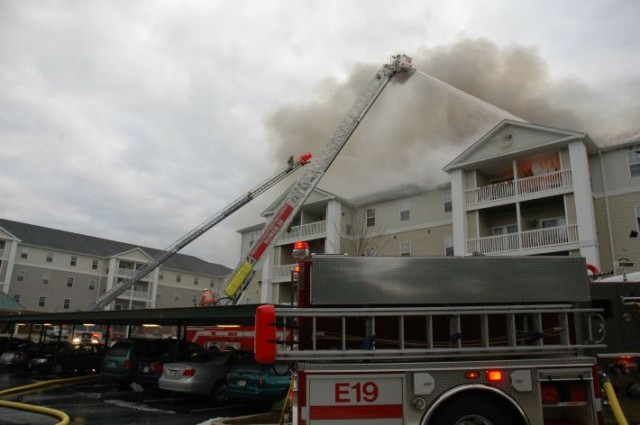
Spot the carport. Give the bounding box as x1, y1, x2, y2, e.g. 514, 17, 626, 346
0, 305, 259, 346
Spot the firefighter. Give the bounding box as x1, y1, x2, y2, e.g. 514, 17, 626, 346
199, 288, 216, 307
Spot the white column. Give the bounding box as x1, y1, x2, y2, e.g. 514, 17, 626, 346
104, 258, 117, 310
149, 267, 160, 308
569, 140, 601, 267
2, 240, 18, 294
450, 169, 467, 256
260, 253, 273, 304
325, 200, 342, 254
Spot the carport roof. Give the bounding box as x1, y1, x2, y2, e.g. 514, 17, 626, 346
0, 305, 262, 327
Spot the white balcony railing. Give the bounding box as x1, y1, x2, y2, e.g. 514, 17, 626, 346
121, 289, 152, 300
0, 248, 4, 257
466, 170, 572, 206
278, 220, 327, 244
272, 263, 298, 282
467, 224, 579, 255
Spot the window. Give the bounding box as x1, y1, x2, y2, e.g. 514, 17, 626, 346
91, 259, 99, 270
445, 235, 454, 257
443, 191, 452, 212
20, 249, 28, 259
629, 146, 640, 177
174, 289, 180, 302
492, 224, 518, 235
67, 277, 74, 287
46, 252, 53, 263
38, 296, 46, 307
366, 208, 376, 227
159, 272, 164, 280
89, 280, 96, 290
42, 273, 50, 285
70, 255, 77, 266
346, 224, 352, 236
210, 280, 215, 288
16, 270, 25, 282
63, 298, 70, 310
176, 274, 181, 283
193, 276, 199, 286
541, 217, 567, 228
13, 293, 20, 303
400, 200, 410, 221
400, 241, 411, 257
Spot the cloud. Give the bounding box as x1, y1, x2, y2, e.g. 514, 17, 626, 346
266, 38, 640, 198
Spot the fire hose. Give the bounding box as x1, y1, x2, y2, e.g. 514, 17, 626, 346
600, 372, 629, 425
0, 374, 99, 425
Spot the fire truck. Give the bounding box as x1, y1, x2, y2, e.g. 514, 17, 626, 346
255, 245, 613, 425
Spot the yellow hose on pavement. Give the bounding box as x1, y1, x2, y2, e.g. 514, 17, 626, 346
0, 399, 69, 425
603, 380, 629, 425
0, 374, 99, 425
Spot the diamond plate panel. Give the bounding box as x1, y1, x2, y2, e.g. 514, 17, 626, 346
309, 255, 590, 305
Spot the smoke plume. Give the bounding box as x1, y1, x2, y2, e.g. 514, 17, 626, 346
266, 38, 640, 198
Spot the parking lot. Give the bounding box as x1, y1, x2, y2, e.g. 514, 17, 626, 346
0, 368, 275, 425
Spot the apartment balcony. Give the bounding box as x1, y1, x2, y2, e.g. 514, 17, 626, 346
466, 170, 573, 207
0, 248, 4, 258
272, 263, 297, 283
277, 220, 327, 245
120, 289, 152, 301
466, 224, 579, 255
117, 268, 153, 281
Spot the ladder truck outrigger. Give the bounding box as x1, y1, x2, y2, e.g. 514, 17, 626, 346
86, 152, 312, 311
255, 247, 611, 425
221, 54, 414, 305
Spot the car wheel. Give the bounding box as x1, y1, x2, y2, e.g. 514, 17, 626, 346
53, 363, 64, 375
210, 382, 228, 405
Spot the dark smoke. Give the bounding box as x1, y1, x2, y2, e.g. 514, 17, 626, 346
266, 38, 640, 198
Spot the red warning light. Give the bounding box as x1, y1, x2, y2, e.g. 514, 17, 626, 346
486, 370, 504, 382
292, 241, 310, 260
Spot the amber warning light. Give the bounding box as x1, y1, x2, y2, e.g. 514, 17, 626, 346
486, 370, 504, 382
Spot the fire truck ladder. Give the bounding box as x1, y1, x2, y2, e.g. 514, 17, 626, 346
86, 153, 312, 311
273, 304, 607, 361
222, 54, 414, 304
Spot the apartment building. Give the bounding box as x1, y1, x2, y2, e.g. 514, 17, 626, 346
239, 120, 640, 304
0, 219, 231, 312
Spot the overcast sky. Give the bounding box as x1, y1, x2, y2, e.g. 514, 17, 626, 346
1, 0, 639, 268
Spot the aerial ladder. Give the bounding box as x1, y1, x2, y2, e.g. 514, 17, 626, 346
221, 54, 413, 304
86, 152, 313, 311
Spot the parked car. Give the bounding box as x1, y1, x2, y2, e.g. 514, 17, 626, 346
0, 338, 36, 368
72, 332, 100, 345
223, 358, 293, 406
102, 339, 202, 387
159, 349, 252, 400
29, 342, 106, 375
136, 340, 205, 390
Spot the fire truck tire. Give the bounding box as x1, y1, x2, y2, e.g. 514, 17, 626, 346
626, 382, 640, 400
429, 393, 522, 425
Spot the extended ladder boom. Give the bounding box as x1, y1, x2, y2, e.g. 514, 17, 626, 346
87, 152, 312, 311
223, 54, 413, 304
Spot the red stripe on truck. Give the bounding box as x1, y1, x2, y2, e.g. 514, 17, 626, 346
310, 404, 403, 420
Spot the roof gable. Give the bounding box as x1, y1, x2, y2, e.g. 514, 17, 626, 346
444, 120, 587, 172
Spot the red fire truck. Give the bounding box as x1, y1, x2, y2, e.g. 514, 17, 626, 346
255, 243, 611, 425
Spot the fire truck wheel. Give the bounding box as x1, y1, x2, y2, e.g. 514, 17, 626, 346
429, 393, 521, 425
626, 382, 640, 400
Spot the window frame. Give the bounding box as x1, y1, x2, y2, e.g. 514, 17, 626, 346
443, 191, 452, 212
399, 200, 410, 221
16, 270, 25, 282
67, 277, 74, 288
91, 259, 99, 270
366, 208, 376, 227
628, 147, 640, 178
63, 298, 71, 310
46, 252, 53, 263
399, 241, 411, 257
70, 255, 77, 267
38, 296, 46, 307
42, 273, 50, 285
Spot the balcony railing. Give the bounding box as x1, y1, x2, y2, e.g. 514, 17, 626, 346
121, 289, 152, 300
278, 220, 327, 244
467, 224, 579, 255
466, 170, 572, 206
117, 268, 153, 280
272, 263, 297, 282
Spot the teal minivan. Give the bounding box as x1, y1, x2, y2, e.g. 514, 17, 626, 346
101, 339, 171, 386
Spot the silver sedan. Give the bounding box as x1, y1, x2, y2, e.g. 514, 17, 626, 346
159, 350, 251, 402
